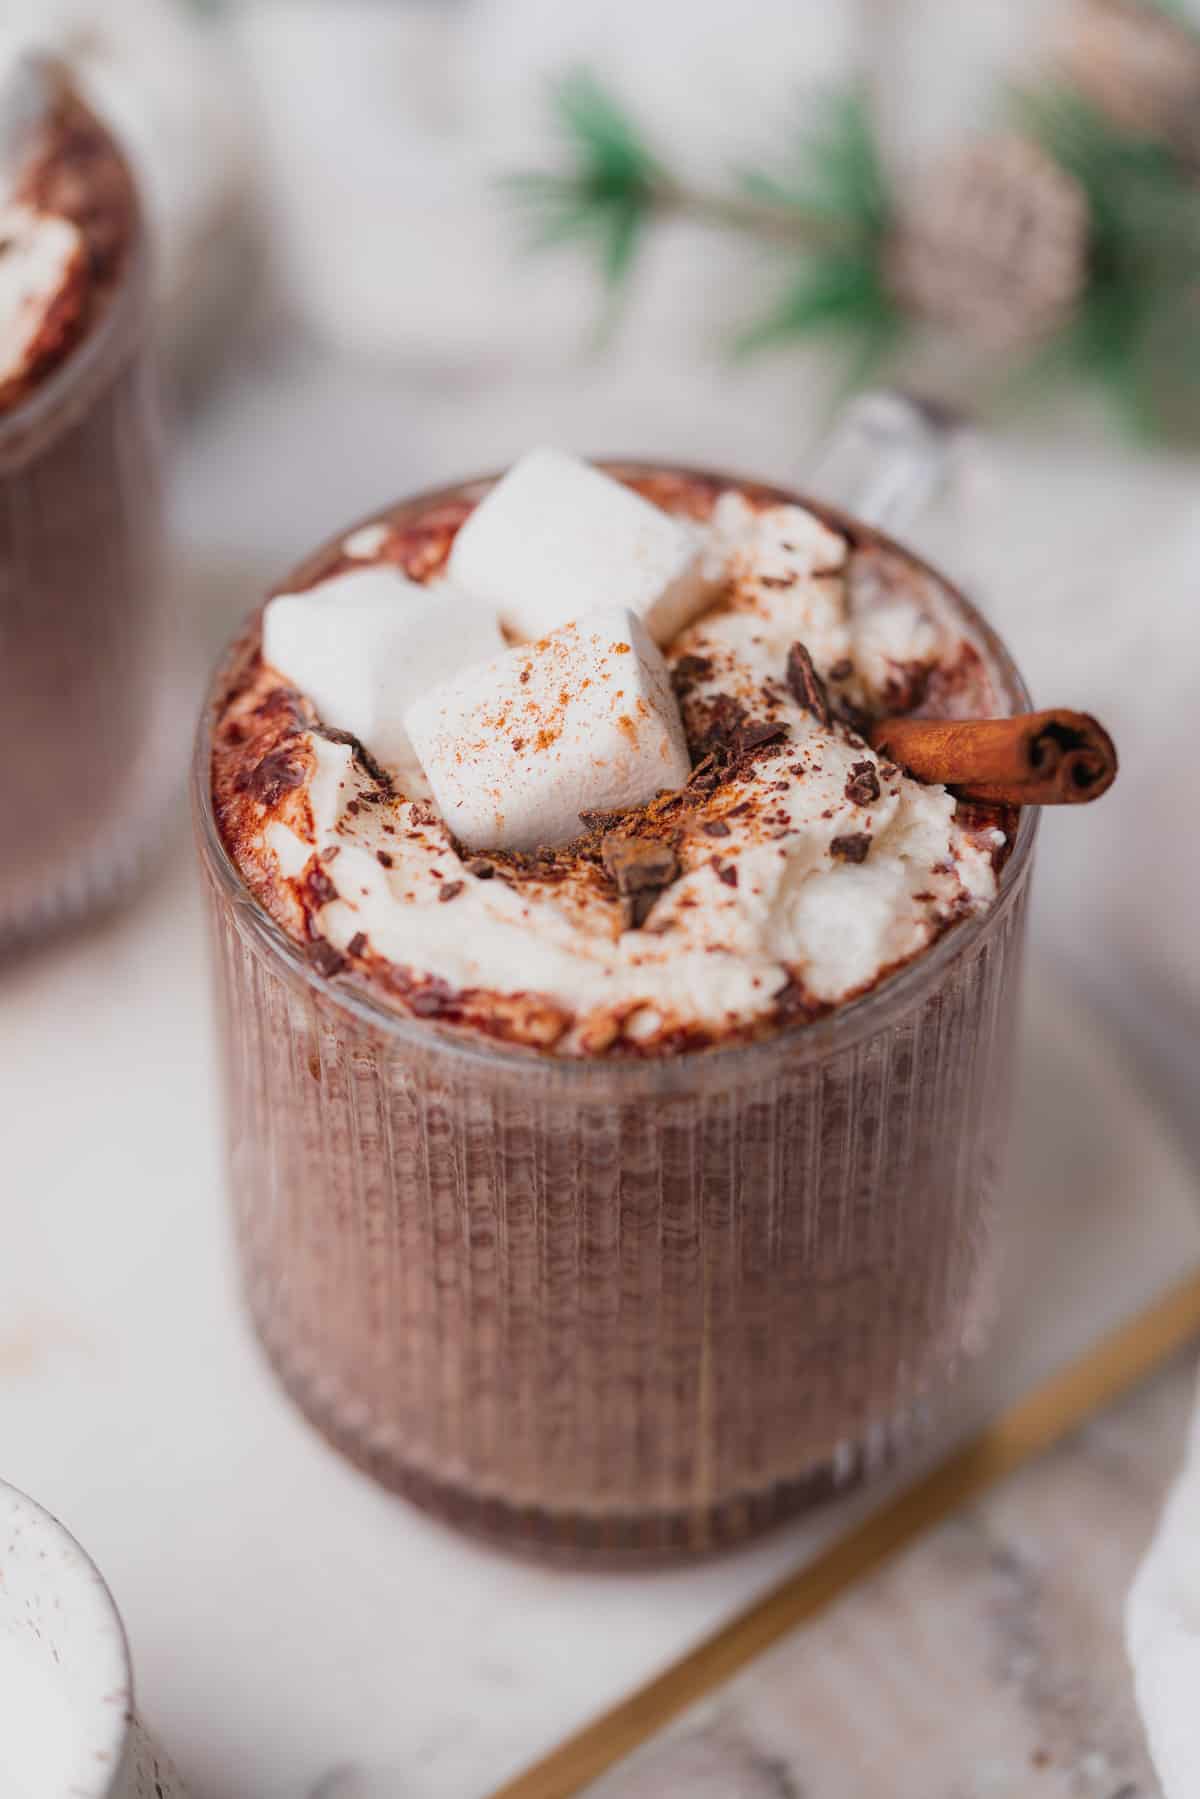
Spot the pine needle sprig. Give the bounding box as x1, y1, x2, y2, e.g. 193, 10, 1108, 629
731, 89, 900, 377
736, 87, 891, 236
505, 74, 904, 378
502, 70, 665, 284
1014, 85, 1200, 438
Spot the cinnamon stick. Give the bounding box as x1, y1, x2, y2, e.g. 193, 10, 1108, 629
867, 709, 1118, 806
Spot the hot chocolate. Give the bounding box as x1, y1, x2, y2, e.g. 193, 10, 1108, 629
198, 448, 1035, 1559
0, 48, 167, 950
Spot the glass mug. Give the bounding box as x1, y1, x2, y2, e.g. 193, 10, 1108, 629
0, 91, 170, 954
195, 396, 1036, 1560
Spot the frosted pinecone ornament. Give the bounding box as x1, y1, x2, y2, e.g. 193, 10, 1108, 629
885, 134, 1090, 352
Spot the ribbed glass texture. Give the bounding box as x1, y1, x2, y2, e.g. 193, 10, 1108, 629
196, 472, 1036, 1561
0, 218, 169, 951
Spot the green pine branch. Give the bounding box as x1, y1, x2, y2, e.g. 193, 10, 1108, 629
1015, 85, 1200, 440
504, 73, 903, 383
504, 65, 1200, 442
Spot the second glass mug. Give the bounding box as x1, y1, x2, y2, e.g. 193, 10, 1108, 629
196, 396, 1036, 1560
0, 85, 170, 953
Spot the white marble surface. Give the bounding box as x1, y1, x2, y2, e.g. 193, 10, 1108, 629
1, 814, 1195, 1798
587, 1352, 1197, 1799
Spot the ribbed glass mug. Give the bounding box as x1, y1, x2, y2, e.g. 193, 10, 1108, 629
196, 397, 1036, 1561
0, 99, 169, 953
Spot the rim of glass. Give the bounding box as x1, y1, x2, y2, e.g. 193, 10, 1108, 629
193, 459, 1039, 1085
0, 102, 147, 467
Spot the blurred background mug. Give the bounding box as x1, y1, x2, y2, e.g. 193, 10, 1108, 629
0, 1477, 185, 1799
0, 72, 172, 956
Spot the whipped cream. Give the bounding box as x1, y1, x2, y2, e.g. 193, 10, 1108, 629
216, 473, 1009, 1056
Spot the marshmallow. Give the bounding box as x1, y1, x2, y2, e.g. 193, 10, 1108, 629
0, 203, 86, 396
262, 565, 504, 781
405, 606, 692, 852
447, 447, 717, 646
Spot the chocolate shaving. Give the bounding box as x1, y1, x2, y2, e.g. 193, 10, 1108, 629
671, 653, 714, 695
316, 725, 393, 792
409, 801, 437, 826
735, 719, 788, 758
579, 804, 636, 835
306, 940, 346, 979
829, 657, 854, 681
376, 850, 394, 869
346, 931, 367, 957
698, 693, 749, 756
602, 835, 679, 896
834, 696, 874, 740
465, 857, 495, 880
438, 880, 465, 903
830, 832, 872, 864
844, 760, 881, 807
712, 859, 739, 887
702, 819, 731, 838
305, 865, 338, 908
786, 643, 831, 728
627, 891, 661, 929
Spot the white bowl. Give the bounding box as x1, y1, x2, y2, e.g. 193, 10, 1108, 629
0, 1477, 186, 1799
